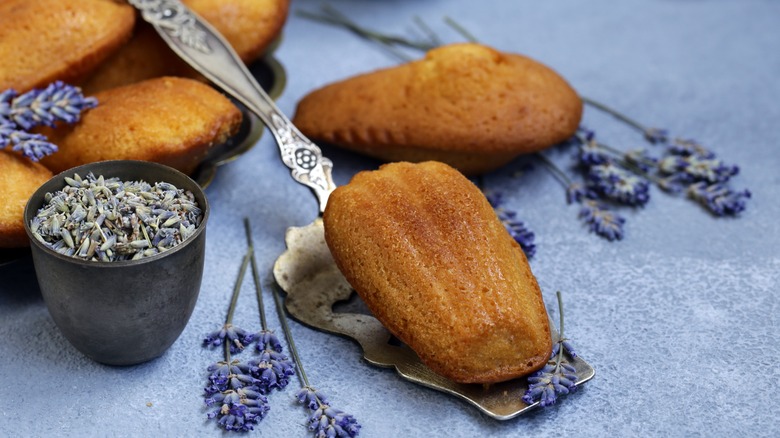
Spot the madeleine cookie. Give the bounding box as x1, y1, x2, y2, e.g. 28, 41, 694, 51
81, 0, 290, 94
0, 0, 134, 93
39, 77, 242, 175
0, 151, 53, 248
293, 43, 582, 175
323, 161, 552, 383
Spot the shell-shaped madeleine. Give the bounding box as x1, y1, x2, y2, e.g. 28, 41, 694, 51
0, 0, 135, 92
323, 161, 551, 383
39, 77, 242, 175
294, 43, 582, 175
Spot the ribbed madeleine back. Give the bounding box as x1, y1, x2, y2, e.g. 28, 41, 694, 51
324, 161, 551, 383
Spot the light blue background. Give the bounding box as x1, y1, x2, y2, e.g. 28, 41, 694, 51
2, 0, 778, 436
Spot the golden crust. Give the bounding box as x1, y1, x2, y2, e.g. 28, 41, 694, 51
184, 0, 289, 63
0, 151, 53, 248
81, 0, 290, 94
39, 77, 242, 175
293, 43, 582, 175
323, 161, 552, 383
0, 0, 135, 93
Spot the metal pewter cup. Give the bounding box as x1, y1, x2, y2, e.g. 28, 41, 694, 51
23, 160, 209, 366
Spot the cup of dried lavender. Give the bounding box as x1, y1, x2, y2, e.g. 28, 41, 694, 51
24, 160, 209, 365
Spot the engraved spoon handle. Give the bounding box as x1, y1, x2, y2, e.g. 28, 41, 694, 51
130, 0, 336, 213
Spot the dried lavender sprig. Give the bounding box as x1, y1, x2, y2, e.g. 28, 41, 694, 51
269, 276, 361, 437
1, 82, 96, 161
0, 81, 97, 129
203, 250, 254, 357
0, 126, 58, 161
687, 182, 751, 216
523, 291, 578, 407
243, 218, 295, 394
536, 152, 627, 240
572, 129, 749, 215
203, 249, 270, 432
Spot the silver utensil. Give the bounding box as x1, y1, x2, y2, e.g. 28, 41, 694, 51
130, 0, 335, 212
132, 0, 595, 418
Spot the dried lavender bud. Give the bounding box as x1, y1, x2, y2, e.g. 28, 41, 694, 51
587, 162, 651, 206
296, 387, 361, 438
205, 387, 270, 432
31, 172, 202, 261
578, 200, 625, 241
203, 324, 255, 354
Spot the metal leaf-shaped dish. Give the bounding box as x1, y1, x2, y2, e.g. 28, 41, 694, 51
273, 219, 595, 420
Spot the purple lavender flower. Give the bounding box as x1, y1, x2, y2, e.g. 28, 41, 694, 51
687, 182, 751, 216
624, 148, 657, 173
297, 387, 361, 438
667, 138, 714, 158
565, 182, 595, 204
206, 388, 270, 432
681, 156, 738, 184
552, 339, 577, 358
205, 360, 260, 395
0, 90, 16, 123
2, 82, 97, 129
579, 200, 625, 241
486, 192, 536, 257
203, 323, 255, 354
255, 329, 283, 353
5, 130, 58, 161
523, 290, 579, 408
522, 362, 578, 407
1, 82, 96, 161
588, 163, 650, 206
248, 333, 296, 394
578, 139, 609, 165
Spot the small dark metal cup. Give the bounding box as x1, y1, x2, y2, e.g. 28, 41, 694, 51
24, 160, 209, 366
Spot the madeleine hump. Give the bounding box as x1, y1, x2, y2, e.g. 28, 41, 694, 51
323, 161, 552, 383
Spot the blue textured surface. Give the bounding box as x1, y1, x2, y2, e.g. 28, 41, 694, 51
2, 0, 779, 436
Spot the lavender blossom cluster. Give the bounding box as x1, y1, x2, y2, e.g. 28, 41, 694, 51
203, 327, 295, 432
0, 82, 96, 161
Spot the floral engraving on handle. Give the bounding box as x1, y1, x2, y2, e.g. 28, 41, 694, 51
129, 0, 210, 53
271, 114, 334, 197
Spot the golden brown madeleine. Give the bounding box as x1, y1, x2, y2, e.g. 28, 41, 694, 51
80, 23, 197, 96
81, 0, 290, 94
324, 161, 552, 383
39, 77, 242, 175
0, 151, 53, 248
0, 0, 134, 93
293, 43, 582, 175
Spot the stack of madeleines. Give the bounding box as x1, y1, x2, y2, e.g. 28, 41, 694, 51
0, 0, 290, 248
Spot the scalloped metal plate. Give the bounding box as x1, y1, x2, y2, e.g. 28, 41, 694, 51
273, 219, 595, 420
